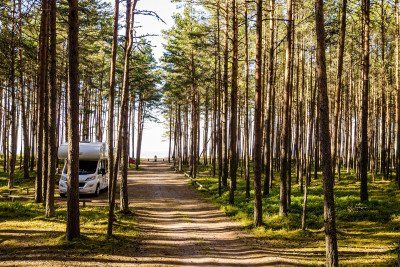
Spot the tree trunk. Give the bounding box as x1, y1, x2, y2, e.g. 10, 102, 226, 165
396, 0, 400, 189
315, 0, 339, 264
228, 0, 238, 204
279, 0, 293, 216
332, 0, 347, 178
46, 0, 57, 217
244, 0, 250, 200
66, 0, 80, 241
106, 0, 119, 236
203, 93, 209, 166
136, 96, 144, 170
18, 0, 30, 181
35, 0, 49, 203
222, 0, 229, 187
360, 0, 370, 202
168, 106, 172, 163
253, 0, 263, 227
111, 0, 137, 224
8, 0, 17, 189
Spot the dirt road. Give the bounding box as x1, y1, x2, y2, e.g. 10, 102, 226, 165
128, 161, 300, 266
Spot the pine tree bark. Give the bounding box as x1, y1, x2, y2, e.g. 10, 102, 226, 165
244, 0, 250, 200
228, 0, 238, 204
203, 92, 209, 165
264, 0, 275, 198
66, 0, 80, 241
221, 0, 229, 187
18, 0, 30, 181
168, 106, 172, 163
253, 0, 263, 227
280, 0, 293, 216
107, 0, 119, 236
8, 0, 17, 189
110, 0, 137, 228
379, 0, 387, 178
360, 0, 370, 202
35, 0, 49, 203
136, 95, 144, 170
46, 0, 57, 217
118, 0, 137, 215
216, 0, 223, 195
332, 0, 347, 178
395, 0, 400, 189
315, 0, 339, 264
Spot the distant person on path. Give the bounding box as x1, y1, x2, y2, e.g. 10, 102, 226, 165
154, 155, 157, 162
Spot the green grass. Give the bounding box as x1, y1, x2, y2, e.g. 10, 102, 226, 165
189, 163, 400, 265
0, 168, 36, 195
0, 201, 139, 261
0, 161, 139, 262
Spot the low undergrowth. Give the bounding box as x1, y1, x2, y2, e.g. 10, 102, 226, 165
190, 164, 400, 265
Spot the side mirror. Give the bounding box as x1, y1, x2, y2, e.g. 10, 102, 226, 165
101, 168, 106, 175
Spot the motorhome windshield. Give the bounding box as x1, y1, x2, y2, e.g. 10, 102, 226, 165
63, 160, 98, 175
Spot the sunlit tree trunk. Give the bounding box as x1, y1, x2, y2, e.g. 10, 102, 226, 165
244, 0, 250, 200
46, 0, 57, 217
221, 0, 229, 187
112, 0, 137, 220
315, 0, 339, 264
253, 0, 263, 227
395, 0, 400, 189
35, 0, 49, 203
66, 0, 80, 241
107, 0, 119, 236
332, 0, 347, 179
8, 0, 17, 189
228, 0, 238, 204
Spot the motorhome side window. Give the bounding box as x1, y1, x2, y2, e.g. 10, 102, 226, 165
99, 160, 106, 173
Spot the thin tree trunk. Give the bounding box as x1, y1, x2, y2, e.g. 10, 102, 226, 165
360, 0, 370, 202
35, 0, 49, 203
222, 0, 229, 187
18, 0, 30, 181
263, 0, 275, 198
46, 0, 57, 217
253, 0, 263, 227
332, 0, 347, 178
315, 0, 339, 264
8, 0, 17, 189
112, 0, 137, 220
107, 0, 119, 236
244, 0, 250, 200
229, 0, 238, 204
395, 0, 400, 189
136, 96, 144, 170
280, 0, 293, 216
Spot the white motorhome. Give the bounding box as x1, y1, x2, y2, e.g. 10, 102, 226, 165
58, 142, 108, 197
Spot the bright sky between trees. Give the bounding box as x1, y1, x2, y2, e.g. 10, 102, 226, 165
111, 0, 179, 157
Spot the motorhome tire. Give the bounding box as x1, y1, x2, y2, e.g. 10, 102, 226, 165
94, 184, 100, 197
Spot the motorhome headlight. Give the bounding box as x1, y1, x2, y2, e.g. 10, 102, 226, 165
85, 175, 96, 182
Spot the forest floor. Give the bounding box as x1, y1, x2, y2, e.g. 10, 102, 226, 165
0, 161, 399, 266
191, 163, 400, 266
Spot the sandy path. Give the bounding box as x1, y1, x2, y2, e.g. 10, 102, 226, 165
127, 161, 300, 266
